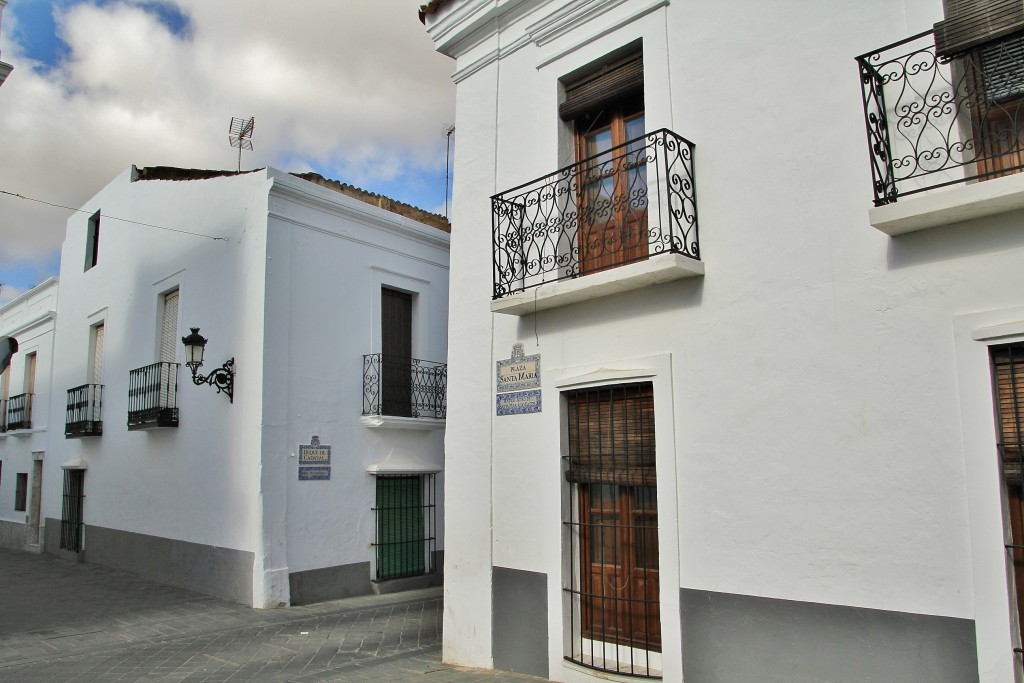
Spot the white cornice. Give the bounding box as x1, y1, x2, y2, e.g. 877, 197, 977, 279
2, 309, 56, 338
267, 171, 451, 252
443, 0, 669, 81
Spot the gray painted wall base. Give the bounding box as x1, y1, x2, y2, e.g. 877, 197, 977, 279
43, 518, 254, 604
289, 562, 372, 605
493, 566, 548, 679
0, 519, 27, 551
680, 588, 979, 683
371, 551, 444, 596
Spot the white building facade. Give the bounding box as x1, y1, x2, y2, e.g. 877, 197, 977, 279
0, 0, 12, 88
0, 278, 57, 553
423, 0, 1024, 681
43, 166, 450, 608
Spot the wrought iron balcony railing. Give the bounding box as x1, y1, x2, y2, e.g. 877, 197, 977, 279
0, 398, 7, 432
363, 354, 447, 420
6, 393, 32, 431
66, 384, 103, 438
127, 362, 179, 430
491, 128, 698, 299
857, 29, 1024, 206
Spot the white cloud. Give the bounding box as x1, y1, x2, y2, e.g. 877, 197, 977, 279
0, 0, 455, 273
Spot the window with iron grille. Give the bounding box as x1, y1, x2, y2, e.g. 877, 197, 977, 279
563, 382, 661, 678
992, 343, 1024, 650
372, 474, 436, 580
60, 469, 85, 552
14, 472, 27, 512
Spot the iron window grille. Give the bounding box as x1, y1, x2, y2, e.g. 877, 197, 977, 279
993, 343, 1024, 662
563, 382, 661, 678
66, 384, 103, 438
362, 354, 447, 419
491, 128, 698, 299
372, 474, 436, 581
127, 362, 179, 430
60, 469, 85, 552
6, 392, 32, 431
857, 29, 1024, 205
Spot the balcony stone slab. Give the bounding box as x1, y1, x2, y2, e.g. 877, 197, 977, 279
491, 252, 704, 316
870, 168, 1024, 236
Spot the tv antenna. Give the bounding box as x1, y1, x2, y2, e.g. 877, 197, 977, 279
228, 116, 255, 172
444, 124, 455, 219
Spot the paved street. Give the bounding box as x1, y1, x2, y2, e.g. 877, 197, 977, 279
0, 548, 546, 682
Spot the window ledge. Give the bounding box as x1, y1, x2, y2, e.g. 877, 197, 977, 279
360, 415, 446, 430
6, 427, 44, 438
869, 172, 1024, 236
491, 252, 704, 316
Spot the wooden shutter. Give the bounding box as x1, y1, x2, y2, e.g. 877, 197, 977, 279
566, 383, 656, 486
160, 290, 179, 363
381, 288, 413, 417
376, 475, 425, 579
994, 343, 1024, 481
560, 52, 643, 121
935, 0, 1024, 57
24, 353, 36, 395
91, 324, 105, 385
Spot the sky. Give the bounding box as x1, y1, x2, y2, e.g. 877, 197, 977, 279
0, 0, 456, 306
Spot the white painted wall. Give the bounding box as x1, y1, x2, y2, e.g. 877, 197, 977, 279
0, 279, 57, 545
45, 167, 449, 607
427, 0, 1024, 679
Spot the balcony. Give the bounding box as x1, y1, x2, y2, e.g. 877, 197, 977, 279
65, 384, 103, 438
6, 393, 32, 431
362, 354, 446, 426
857, 29, 1024, 233
127, 362, 179, 430
491, 128, 702, 315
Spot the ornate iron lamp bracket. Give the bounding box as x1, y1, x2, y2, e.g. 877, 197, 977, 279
189, 358, 234, 403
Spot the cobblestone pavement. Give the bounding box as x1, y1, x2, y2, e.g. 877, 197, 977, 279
0, 548, 546, 682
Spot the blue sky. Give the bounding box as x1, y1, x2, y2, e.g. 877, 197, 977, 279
0, 0, 455, 305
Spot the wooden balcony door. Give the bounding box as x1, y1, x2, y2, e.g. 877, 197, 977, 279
578, 109, 648, 275
381, 288, 413, 417
580, 483, 660, 650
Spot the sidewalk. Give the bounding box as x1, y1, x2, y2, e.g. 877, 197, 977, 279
0, 547, 547, 682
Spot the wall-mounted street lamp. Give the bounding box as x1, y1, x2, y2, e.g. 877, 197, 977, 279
181, 327, 234, 403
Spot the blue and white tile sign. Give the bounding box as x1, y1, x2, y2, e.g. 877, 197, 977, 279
496, 389, 542, 416
298, 435, 331, 480
496, 343, 541, 415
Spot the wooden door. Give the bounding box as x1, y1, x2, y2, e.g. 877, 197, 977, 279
578, 111, 648, 274
580, 483, 660, 650
381, 288, 413, 417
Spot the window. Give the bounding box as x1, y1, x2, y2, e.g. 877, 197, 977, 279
563, 382, 661, 676
562, 51, 646, 275
14, 472, 27, 512
158, 289, 178, 409
91, 323, 105, 385
60, 469, 85, 552
992, 342, 1024, 645
372, 474, 436, 580
935, 1, 1024, 179
381, 288, 413, 417
85, 211, 100, 271
23, 351, 36, 395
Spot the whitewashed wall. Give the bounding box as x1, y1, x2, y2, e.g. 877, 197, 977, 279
0, 278, 57, 550
429, 0, 1022, 679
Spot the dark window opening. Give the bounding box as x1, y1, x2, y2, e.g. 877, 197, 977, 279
381, 288, 413, 417
85, 211, 100, 271
14, 472, 27, 512
60, 469, 85, 552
